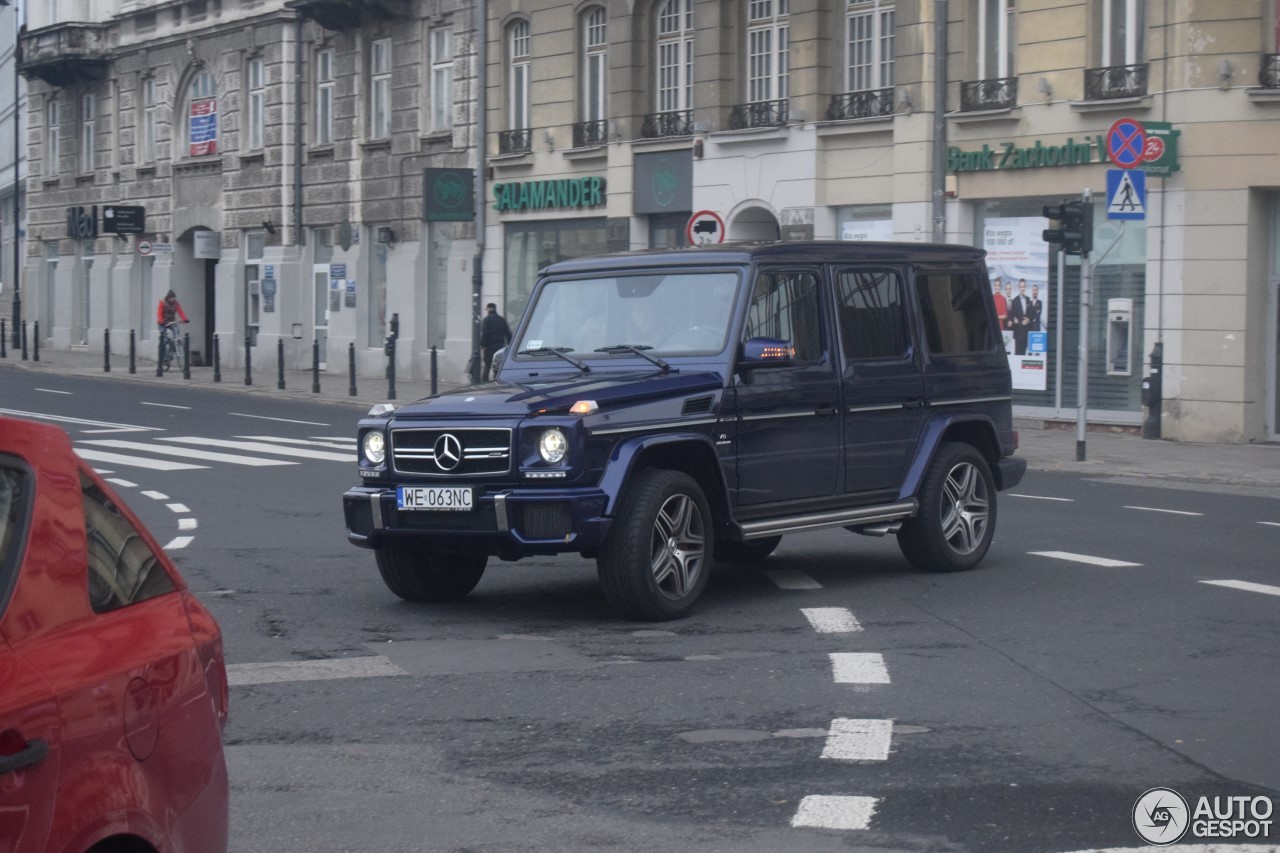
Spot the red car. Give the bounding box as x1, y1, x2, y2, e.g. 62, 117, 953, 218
0, 417, 229, 853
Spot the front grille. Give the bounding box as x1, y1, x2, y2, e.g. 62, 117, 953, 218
392, 427, 512, 476
345, 498, 374, 536
515, 503, 572, 539
395, 504, 499, 532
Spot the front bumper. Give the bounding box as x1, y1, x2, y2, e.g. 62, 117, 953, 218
342, 485, 613, 556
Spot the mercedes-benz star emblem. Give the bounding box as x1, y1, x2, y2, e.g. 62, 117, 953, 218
433, 433, 463, 471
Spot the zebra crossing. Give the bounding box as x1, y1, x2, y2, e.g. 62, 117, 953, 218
76, 434, 356, 473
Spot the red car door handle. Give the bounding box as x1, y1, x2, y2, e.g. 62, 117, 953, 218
0, 738, 49, 775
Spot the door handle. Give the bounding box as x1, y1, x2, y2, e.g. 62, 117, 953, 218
815, 406, 840, 416
0, 738, 49, 776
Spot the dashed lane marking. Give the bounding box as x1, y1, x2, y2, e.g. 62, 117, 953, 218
179, 518, 198, 530
0, 408, 160, 433
791, 795, 879, 830
157, 436, 353, 462
35, 388, 73, 395
1123, 505, 1203, 516
164, 536, 195, 551
820, 718, 893, 761
237, 435, 356, 450
1260, 521, 1280, 528
1029, 551, 1142, 568
79, 439, 297, 467
75, 449, 208, 471
141, 401, 192, 410
1008, 493, 1075, 502
1200, 580, 1280, 598
142, 490, 169, 500
227, 655, 409, 687
801, 607, 862, 633
830, 653, 890, 684
228, 413, 331, 427
105, 478, 138, 488
166, 503, 190, 514
764, 569, 823, 590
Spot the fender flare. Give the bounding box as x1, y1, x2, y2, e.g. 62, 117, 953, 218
897, 413, 1001, 500
596, 432, 727, 517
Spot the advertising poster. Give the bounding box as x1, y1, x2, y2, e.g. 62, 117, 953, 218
189, 98, 218, 157
984, 217, 1050, 391
841, 219, 894, 242
345, 280, 357, 308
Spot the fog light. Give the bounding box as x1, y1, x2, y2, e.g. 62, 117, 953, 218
538, 428, 567, 464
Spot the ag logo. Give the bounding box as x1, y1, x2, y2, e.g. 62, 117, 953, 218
1133, 787, 1190, 845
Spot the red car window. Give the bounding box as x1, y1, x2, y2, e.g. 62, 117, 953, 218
80, 471, 175, 613
0, 459, 32, 618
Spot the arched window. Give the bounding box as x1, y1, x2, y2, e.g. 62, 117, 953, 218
187, 69, 218, 156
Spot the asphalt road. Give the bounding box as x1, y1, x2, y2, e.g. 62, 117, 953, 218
3, 369, 1278, 853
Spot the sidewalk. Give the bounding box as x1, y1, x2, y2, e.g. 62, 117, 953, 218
3, 345, 1278, 493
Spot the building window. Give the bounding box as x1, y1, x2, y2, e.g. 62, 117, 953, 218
47, 97, 60, 175
430, 28, 453, 133
746, 0, 789, 104
187, 69, 218, 156
582, 8, 607, 124
655, 0, 694, 115
978, 0, 1015, 80
370, 39, 392, 140
508, 20, 530, 131
80, 94, 95, 173
1100, 0, 1144, 66
316, 49, 334, 144
846, 0, 894, 92
141, 78, 157, 163
247, 58, 265, 150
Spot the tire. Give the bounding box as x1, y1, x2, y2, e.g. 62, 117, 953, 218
897, 442, 996, 573
597, 469, 712, 621
160, 336, 172, 373
374, 540, 487, 602
715, 535, 781, 563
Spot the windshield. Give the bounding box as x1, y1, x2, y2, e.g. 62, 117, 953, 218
513, 271, 739, 360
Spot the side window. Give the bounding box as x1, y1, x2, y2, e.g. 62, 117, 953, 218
835, 267, 908, 360
743, 270, 822, 361
0, 461, 32, 615
917, 272, 996, 355
81, 471, 175, 614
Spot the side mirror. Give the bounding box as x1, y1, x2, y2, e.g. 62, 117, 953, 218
740, 336, 796, 367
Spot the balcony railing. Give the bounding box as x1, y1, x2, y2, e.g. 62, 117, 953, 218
572, 119, 608, 148
640, 110, 694, 138
1261, 54, 1280, 89
498, 129, 531, 156
1084, 63, 1149, 100
959, 77, 1018, 111
826, 88, 895, 120
728, 99, 789, 130
17, 23, 109, 87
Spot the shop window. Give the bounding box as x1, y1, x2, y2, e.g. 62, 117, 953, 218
82, 471, 175, 614
504, 219, 608, 324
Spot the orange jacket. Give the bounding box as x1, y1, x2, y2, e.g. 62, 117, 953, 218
157, 298, 189, 326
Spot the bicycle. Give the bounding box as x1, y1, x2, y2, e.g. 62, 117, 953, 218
158, 322, 184, 373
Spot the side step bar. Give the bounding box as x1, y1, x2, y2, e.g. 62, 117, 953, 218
738, 500, 917, 540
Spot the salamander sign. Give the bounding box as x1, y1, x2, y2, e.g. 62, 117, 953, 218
492, 177, 606, 212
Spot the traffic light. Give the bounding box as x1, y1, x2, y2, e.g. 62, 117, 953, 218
1042, 199, 1092, 256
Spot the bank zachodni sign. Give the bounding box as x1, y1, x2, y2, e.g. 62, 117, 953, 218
948, 121, 1179, 175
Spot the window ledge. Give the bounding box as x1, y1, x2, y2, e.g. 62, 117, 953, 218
41, 176, 60, 186
420, 130, 453, 144
815, 115, 896, 138
174, 157, 223, 176
629, 135, 694, 152
75, 174, 95, 186
239, 150, 266, 165
489, 151, 533, 171
562, 145, 607, 162
136, 164, 157, 176
947, 106, 1021, 125
708, 125, 790, 146
308, 144, 335, 158
1245, 87, 1280, 103
360, 139, 392, 153
1069, 95, 1153, 114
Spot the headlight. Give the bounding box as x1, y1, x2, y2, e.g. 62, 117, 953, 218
537, 428, 568, 465
363, 431, 386, 465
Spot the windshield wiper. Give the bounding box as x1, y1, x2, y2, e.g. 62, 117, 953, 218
516, 347, 591, 373
593, 344, 672, 373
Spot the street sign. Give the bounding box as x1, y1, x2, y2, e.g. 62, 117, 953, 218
150, 242, 174, 253
137, 240, 152, 256
1106, 118, 1146, 169
103, 205, 146, 234
1140, 121, 1181, 177
1106, 169, 1146, 220
686, 210, 725, 245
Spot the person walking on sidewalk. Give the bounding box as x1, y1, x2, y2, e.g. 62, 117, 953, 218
480, 302, 512, 382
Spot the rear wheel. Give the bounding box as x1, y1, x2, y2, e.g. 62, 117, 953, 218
374, 540, 487, 602
897, 442, 996, 573
598, 469, 711, 621
160, 334, 174, 373
715, 535, 781, 563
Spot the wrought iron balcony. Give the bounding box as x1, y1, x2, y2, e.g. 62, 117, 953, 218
498, 129, 532, 156
1084, 63, 1149, 100
959, 77, 1018, 111
17, 23, 109, 87
640, 110, 694, 138
572, 120, 608, 148
285, 0, 412, 31
728, 99, 789, 130
1261, 54, 1280, 89
826, 88, 895, 120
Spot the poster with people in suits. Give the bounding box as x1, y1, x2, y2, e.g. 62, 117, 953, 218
983, 217, 1049, 391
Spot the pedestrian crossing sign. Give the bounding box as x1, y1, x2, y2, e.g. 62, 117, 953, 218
1106, 168, 1146, 220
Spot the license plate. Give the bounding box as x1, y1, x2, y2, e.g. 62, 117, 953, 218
397, 486, 474, 512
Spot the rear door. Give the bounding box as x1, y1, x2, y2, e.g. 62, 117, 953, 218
914, 265, 1011, 420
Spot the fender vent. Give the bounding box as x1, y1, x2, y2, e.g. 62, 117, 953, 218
682, 395, 713, 416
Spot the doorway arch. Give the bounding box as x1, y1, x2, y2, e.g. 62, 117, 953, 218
727, 204, 781, 242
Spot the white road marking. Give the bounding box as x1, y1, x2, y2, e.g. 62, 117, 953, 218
830, 653, 890, 684
179, 518, 198, 530
74, 449, 208, 471
1029, 551, 1142, 568
310, 435, 357, 443
1259, 521, 1280, 528
0, 408, 160, 433
763, 569, 823, 590
141, 401, 192, 410
142, 490, 169, 500
34, 388, 72, 395
105, 478, 137, 488
157, 436, 353, 462
227, 656, 408, 687
229, 412, 331, 426
821, 718, 893, 761
801, 607, 862, 633
1200, 580, 1280, 598
239, 435, 356, 450
791, 795, 878, 830
1008, 493, 1074, 502
167, 503, 190, 514
1123, 505, 1203, 516
164, 536, 195, 550
79, 439, 297, 467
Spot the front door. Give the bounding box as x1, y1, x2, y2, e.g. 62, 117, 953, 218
732, 267, 841, 508
313, 266, 329, 370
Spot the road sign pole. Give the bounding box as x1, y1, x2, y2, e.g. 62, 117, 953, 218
1076, 188, 1092, 462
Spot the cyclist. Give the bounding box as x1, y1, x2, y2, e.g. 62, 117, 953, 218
156, 290, 189, 370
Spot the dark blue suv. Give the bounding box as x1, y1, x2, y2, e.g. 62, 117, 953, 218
343, 242, 1025, 620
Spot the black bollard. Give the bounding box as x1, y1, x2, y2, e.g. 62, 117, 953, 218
129, 330, 136, 374
348, 343, 357, 396
277, 338, 286, 390
21, 321, 28, 360
182, 333, 191, 379
31, 322, 38, 362
244, 333, 252, 385
386, 334, 397, 401
311, 338, 321, 393
213, 334, 221, 382
430, 346, 438, 396
1, 319, 6, 357
104, 329, 111, 372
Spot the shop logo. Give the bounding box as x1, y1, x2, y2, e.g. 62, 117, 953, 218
651, 158, 678, 209
432, 172, 469, 211
1133, 788, 1189, 845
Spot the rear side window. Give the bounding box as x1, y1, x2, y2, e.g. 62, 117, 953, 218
743, 270, 823, 361
81, 471, 175, 613
917, 272, 995, 355
0, 461, 32, 617
835, 268, 909, 360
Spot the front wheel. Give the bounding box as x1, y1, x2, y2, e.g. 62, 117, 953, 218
374, 540, 487, 602
598, 469, 711, 621
897, 442, 996, 573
